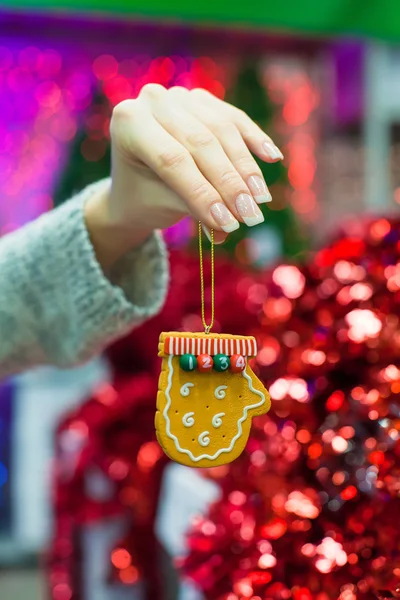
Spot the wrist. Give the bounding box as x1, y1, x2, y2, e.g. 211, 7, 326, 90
84, 183, 153, 270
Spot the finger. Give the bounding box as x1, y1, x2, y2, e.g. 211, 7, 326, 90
230, 107, 284, 162
214, 126, 273, 204
184, 101, 272, 205
149, 99, 264, 227
201, 224, 227, 245
169, 88, 271, 203
117, 102, 239, 233
190, 88, 284, 163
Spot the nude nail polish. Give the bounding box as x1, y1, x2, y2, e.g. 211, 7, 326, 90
210, 203, 240, 233
202, 224, 212, 242
236, 193, 264, 226
202, 224, 226, 245
263, 141, 284, 160
248, 175, 272, 204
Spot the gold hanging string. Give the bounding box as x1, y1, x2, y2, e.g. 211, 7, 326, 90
198, 222, 215, 335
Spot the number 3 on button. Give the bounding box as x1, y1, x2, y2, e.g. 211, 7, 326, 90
214, 354, 230, 372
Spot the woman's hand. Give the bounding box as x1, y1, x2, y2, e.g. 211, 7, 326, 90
85, 85, 283, 268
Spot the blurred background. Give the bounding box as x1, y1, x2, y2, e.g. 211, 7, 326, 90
1, 2, 400, 600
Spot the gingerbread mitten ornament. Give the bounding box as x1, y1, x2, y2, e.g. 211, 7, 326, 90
156, 332, 270, 467
155, 224, 271, 468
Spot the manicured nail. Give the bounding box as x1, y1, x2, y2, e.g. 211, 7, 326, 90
236, 193, 264, 226
202, 224, 212, 242
247, 175, 272, 204
202, 225, 226, 245
210, 203, 240, 233
263, 140, 284, 160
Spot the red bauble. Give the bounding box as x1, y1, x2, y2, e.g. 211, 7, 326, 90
230, 354, 246, 372
197, 354, 213, 372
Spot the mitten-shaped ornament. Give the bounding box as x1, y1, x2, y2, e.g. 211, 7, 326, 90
155, 332, 270, 468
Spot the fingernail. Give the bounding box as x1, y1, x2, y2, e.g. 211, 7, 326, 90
236, 193, 264, 226
202, 224, 212, 242
263, 141, 284, 160
247, 175, 272, 204
202, 225, 226, 245
210, 203, 240, 233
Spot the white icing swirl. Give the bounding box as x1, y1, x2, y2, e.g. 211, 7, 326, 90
212, 412, 225, 428
163, 353, 266, 462
182, 412, 195, 427
180, 382, 194, 397
198, 431, 210, 447
214, 385, 227, 399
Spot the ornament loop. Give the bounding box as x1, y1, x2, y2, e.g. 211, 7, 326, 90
199, 222, 215, 334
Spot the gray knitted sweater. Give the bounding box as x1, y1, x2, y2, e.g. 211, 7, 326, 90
0, 181, 169, 379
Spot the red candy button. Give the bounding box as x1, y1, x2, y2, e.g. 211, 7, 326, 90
230, 354, 246, 373
197, 354, 214, 372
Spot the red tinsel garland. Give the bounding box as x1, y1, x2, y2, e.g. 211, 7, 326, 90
182, 217, 400, 599
49, 217, 400, 600
48, 251, 253, 600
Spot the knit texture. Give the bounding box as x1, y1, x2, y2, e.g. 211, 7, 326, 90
0, 180, 169, 378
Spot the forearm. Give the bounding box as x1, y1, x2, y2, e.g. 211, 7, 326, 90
0, 180, 169, 378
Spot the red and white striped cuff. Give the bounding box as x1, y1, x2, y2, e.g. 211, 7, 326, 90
164, 336, 257, 356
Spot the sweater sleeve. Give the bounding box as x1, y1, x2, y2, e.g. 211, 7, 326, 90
0, 180, 169, 379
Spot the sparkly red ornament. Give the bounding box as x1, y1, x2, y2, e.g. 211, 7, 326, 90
230, 354, 246, 372
197, 353, 214, 372
50, 216, 400, 600
182, 216, 400, 600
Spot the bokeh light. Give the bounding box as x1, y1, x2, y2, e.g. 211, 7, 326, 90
0, 44, 229, 233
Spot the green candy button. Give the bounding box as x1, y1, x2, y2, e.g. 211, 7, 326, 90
213, 354, 230, 372
179, 353, 197, 372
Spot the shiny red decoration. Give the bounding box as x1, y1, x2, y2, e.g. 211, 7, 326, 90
50, 216, 400, 600
197, 353, 214, 372
230, 354, 246, 372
